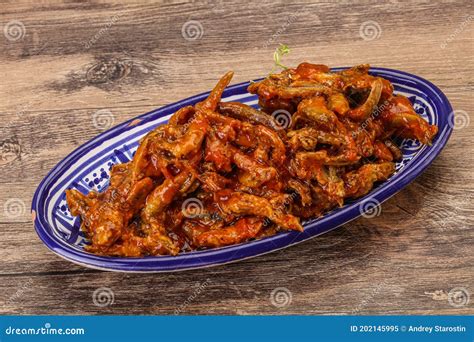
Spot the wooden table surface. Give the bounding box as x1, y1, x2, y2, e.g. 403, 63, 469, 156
1, 1, 472, 315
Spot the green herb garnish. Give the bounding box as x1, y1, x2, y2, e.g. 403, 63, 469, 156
273, 44, 291, 71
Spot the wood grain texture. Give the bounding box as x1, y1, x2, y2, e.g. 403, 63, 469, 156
0, 0, 472, 315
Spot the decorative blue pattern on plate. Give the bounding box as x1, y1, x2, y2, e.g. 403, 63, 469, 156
32, 68, 453, 272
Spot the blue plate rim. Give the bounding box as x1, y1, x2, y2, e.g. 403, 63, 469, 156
31, 67, 453, 272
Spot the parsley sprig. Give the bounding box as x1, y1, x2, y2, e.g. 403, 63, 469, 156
272, 44, 291, 72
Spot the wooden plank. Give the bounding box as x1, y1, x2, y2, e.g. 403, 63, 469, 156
1, 213, 472, 315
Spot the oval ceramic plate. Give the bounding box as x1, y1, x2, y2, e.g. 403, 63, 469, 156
32, 67, 453, 272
